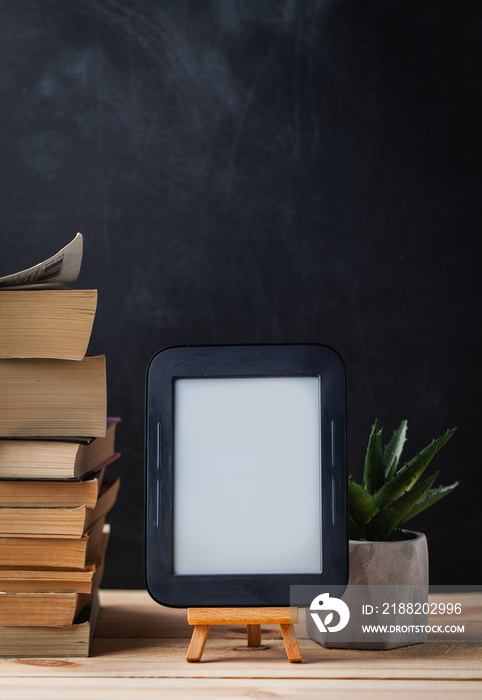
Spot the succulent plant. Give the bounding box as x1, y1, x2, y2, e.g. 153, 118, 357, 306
349, 420, 458, 541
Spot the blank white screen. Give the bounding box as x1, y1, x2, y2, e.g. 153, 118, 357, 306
173, 376, 322, 575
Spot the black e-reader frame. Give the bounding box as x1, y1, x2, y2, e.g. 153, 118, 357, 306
145, 344, 347, 608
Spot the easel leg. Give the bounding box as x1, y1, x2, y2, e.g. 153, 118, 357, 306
186, 624, 210, 662
280, 623, 302, 663
246, 623, 261, 647
186, 608, 301, 663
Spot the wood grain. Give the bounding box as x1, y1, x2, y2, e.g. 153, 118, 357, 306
186, 624, 210, 662
0, 590, 480, 699
187, 607, 298, 625
1, 678, 482, 700
280, 623, 302, 663
246, 624, 261, 646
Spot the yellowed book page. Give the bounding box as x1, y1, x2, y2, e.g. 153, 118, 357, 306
0, 567, 94, 593
0, 289, 97, 360
0, 592, 79, 626
0, 355, 106, 438
0, 473, 101, 508
0, 505, 87, 537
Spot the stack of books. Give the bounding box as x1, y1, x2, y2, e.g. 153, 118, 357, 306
0, 235, 120, 657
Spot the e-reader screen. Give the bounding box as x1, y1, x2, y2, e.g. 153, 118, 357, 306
172, 376, 322, 575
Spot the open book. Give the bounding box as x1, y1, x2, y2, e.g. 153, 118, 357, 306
0, 233, 83, 289
0, 234, 98, 360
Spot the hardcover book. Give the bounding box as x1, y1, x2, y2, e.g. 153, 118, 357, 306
0, 593, 100, 657
0, 418, 120, 480
0, 519, 108, 569
0, 479, 120, 538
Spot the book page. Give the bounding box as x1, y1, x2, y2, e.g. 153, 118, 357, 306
0, 233, 83, 288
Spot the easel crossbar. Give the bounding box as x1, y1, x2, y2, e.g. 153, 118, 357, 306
187, 607, 298, 625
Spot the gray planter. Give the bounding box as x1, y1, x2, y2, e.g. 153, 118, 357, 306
306, 530, 429, 650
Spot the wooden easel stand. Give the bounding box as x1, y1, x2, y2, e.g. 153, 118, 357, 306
186, 607, 302, 663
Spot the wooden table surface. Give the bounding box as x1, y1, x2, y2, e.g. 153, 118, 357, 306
1, 590, 481, 699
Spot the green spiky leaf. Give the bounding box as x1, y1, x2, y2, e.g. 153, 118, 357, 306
373, 428, 456, 509
363, 420, 384, 493
348, 478, 378, 529
349, 515, 365, 540
401, 481, 459, 523
382, 419, 407, 479
384, 456, 398, 483
365, 472, 440, 541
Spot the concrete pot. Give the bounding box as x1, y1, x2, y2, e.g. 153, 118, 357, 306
306, 530, 429, 650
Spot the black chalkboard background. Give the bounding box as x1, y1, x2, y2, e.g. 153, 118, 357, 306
1, 0, 481, 588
